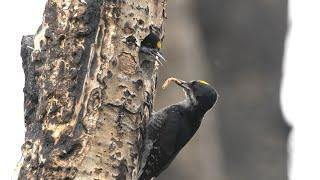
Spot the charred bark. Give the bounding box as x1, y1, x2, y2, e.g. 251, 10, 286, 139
19, 0, 167, 179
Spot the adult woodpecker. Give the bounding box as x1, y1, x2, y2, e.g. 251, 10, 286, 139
138, 78, 218, 180
139, 26, 166, 66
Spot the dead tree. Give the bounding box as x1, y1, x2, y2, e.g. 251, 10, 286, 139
19, 0, 166, 179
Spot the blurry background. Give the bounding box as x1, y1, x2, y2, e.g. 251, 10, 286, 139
157, 0, 291, 180
6, 0, 320, 179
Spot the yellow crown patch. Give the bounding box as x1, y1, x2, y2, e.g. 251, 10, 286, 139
199, 80, 209, 85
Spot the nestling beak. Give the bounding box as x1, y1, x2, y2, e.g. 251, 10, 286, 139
155, 51, 166, 63
139, 46, 166, 66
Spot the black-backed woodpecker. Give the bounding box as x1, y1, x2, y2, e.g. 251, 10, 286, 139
138, 78, 218, 180
139, 26, 166, 66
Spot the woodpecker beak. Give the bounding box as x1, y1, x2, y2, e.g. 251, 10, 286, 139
162, 78, 196, 104
162, 78, 191, 90
174, 79, 191, 90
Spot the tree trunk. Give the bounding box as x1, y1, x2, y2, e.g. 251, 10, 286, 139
19, 0, 166, 179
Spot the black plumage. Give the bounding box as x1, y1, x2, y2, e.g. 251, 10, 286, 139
141, 33, 161, 49
138, 78, 218, 180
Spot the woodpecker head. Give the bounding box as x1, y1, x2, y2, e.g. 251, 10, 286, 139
163, 78, 218, 111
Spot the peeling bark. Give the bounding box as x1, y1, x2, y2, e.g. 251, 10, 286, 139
19, 0, 166, 179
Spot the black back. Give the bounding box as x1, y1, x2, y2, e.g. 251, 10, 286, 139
139, 101, 204, 179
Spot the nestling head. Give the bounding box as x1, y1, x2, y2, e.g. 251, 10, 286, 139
141, 32, 162, 50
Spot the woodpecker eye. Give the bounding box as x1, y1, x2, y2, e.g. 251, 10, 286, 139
156, 41, 162, 49
190, 81, 200, 91
190, 81, 197, 87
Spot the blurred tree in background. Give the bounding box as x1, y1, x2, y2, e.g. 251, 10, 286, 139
157, 0, 291, 179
